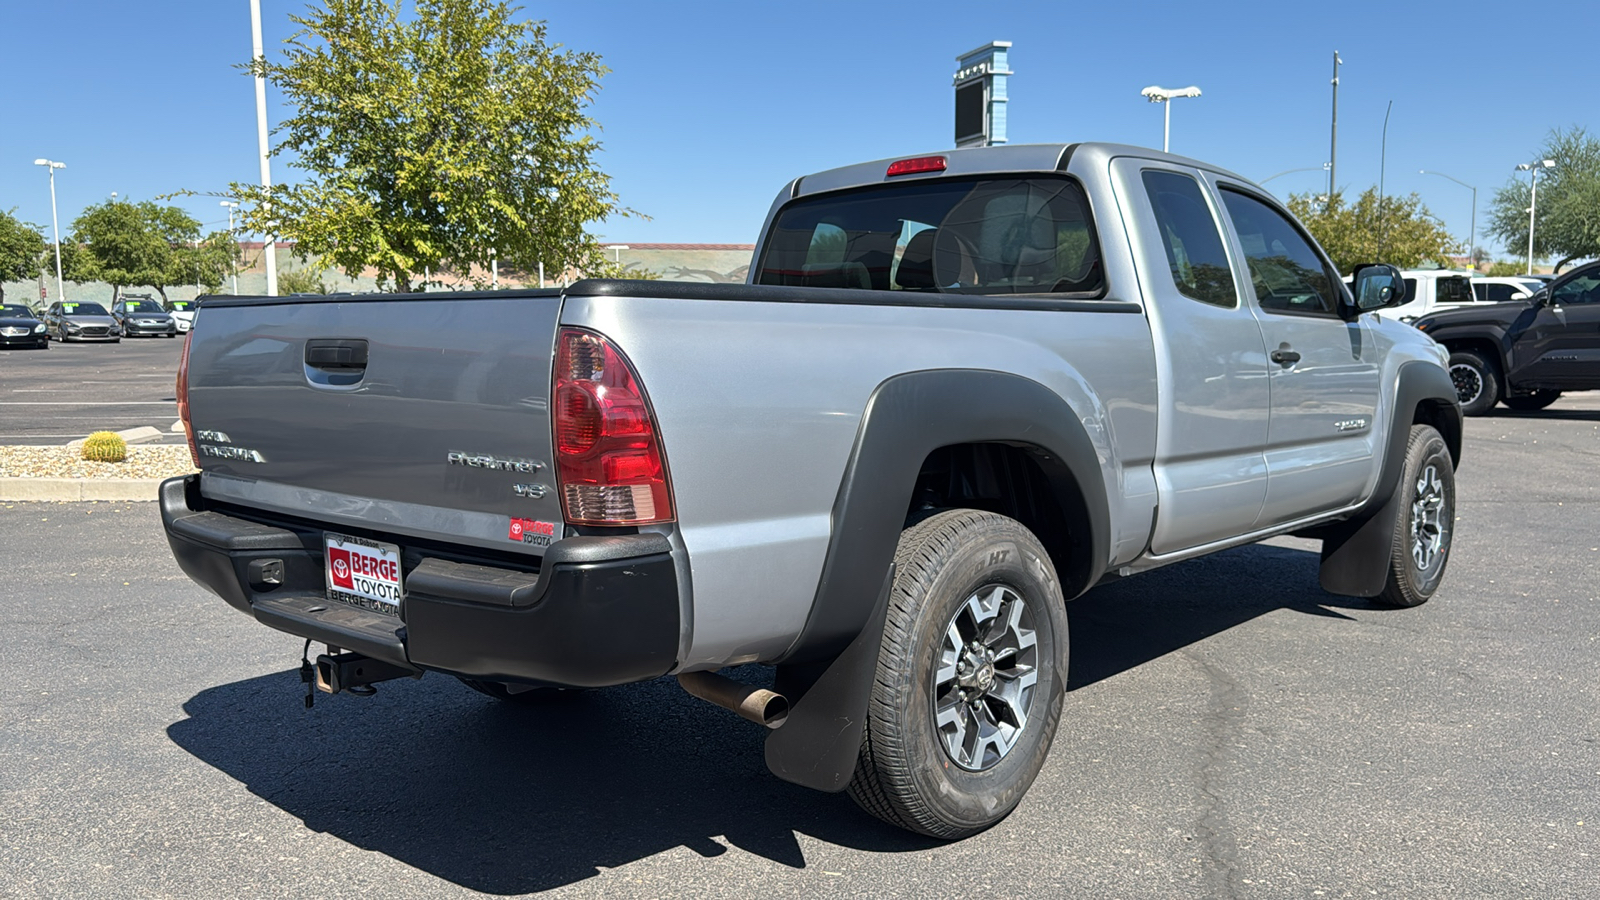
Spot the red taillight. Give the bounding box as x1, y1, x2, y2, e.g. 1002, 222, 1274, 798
552, 327, 673, 526
887, 155, 947, 177
176, 331, 200, 468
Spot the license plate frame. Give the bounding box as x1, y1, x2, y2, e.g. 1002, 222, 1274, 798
324, 532, 404, 616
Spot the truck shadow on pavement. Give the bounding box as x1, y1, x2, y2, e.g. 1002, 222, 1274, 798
167, 541, 1376, 894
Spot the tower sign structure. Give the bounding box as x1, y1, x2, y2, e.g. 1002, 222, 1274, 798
953, 41, 1011, 148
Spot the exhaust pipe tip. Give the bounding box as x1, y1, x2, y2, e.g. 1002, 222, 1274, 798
677, 671, 789, 729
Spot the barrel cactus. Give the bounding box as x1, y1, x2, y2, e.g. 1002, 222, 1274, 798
81, 431, 128, 463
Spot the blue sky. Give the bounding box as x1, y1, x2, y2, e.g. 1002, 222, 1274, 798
2, 0, 1595, 258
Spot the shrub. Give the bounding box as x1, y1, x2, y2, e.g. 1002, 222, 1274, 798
81, 431, 127, 462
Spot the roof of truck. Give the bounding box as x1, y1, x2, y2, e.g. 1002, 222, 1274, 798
791, 142, 1257, 199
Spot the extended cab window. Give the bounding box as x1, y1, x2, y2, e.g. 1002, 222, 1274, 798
1219, 189, 1339, 315
756, 176, 1103, 295
1141, 170, 1236, 307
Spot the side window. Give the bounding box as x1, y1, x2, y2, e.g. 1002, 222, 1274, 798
1140, 170, 1237, 307
1402, 279, 1418, 304
1484, 283, 1517, 303
1437, 277, 1472, 304
1219, 189, 1339, 315
1553, 272, 1600, 305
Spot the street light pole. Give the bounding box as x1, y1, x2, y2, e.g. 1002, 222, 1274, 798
33, 159, 66, 303
1139, 85, 1202, 153
1419, 170, 1478, 263
1329, 52, 1341, 199
220, 200, 240, 294
250, 0, 278, 296
1517, 159, 1556, 275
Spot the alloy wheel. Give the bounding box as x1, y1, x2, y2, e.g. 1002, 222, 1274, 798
932, 584, 1039, 771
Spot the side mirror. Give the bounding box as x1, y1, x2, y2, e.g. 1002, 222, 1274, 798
1350, 263, 1405, 313
1533, 288, 1553, 307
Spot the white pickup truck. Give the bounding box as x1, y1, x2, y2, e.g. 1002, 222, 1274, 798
162, 142, 1461, 838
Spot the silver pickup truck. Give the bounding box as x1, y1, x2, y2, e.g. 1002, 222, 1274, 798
162, 142, 1461, 838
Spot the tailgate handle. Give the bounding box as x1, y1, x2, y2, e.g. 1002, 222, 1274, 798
305, 339, 368, 370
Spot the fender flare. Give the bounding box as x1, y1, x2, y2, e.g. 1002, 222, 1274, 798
1317, 360, 1462, 597
765, 368, 1110, 792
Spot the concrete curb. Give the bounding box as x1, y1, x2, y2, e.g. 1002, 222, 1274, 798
0, 478, 163, 502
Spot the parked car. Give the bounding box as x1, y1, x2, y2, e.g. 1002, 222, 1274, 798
112, 296, 179, 338
43, 300, 120, 342
161, 142, 1460, 839
1470, 276, 1543, 304
1383, 270, 1477, 321
166, 299, 198, 333
1416, 259, 1600, 415
0, 303, 49, 349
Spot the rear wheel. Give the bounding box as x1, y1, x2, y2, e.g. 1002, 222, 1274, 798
846, 509, 1068, 839
1448, 350, 1499, 416
1374, 425, 1456, 608
1503, 390, 1560, 411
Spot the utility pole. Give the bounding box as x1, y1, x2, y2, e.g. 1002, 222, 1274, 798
1517, 160, 1557, 275
250, 0, 278, 296
1329, 52, 1341, 200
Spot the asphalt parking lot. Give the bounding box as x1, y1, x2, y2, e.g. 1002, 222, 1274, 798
2, 397, 1597, 898
0, 336, 186, 445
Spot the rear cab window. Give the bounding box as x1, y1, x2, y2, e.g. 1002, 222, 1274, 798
756, 176, 1104, 296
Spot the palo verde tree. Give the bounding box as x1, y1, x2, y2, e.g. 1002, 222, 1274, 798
1289, 188, 1459, 274
67, 200, 214, 302
232, 0, 635, 291
0, 209, 48, 302
1486, 126, 1600, 273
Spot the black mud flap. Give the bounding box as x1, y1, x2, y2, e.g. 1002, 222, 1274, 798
763, 565, 894, 793
1317, 495, 1398, 598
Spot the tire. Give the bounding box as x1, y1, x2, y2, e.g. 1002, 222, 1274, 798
456, 677, 555, 704
1374, 425, 1456, 608
846, 509, 1068, 839
1448, 350, 1499, 416
1503, 390, 1560, 411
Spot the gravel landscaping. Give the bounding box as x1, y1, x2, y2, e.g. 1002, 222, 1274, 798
0, 445, 196, 480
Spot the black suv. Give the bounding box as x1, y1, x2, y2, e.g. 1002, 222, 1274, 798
1415, 260, 1600, 415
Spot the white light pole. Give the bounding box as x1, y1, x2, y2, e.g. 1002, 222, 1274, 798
220, 200, 240, 293
610, 244, 630, 266
1419, 170, 1478, 264
250, 0, 278, 296
1516, 159, 1556, 276
1139, 85, 1201, 153
33, 159, 66, 303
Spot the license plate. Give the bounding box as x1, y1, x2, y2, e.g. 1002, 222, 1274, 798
324, 532, 403, 616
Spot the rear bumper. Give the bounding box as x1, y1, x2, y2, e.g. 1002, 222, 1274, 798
159, 475, 680, 688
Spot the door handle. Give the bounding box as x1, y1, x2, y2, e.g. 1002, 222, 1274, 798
304, 338, 368, 371
1270, 347, 1301, 366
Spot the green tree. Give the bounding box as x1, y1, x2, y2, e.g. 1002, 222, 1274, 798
1485, 260, 1527, 277
67, 201, 210, 302
231, 0, 635, 292
278, 267, 333, 294
1289, 189, 1459, 274
0, 209, 48, 302
1485, 126, 1600, 273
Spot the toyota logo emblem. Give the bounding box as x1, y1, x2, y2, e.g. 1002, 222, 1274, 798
333, 558, 349, 578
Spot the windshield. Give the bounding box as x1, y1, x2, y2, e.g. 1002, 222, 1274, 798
123, 300, 164, 313
756, 175, 1104, 296
0, 304, 36, 318
168, 301, 194, 311
60, 302, 109, 316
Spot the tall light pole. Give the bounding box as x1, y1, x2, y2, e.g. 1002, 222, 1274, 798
1329, 52, 1341, 199
1419, 170, 1478, 264
1516, 159, 1556, 275
250, 0, 278, 296
32, 159, 66, 303
220, 200, 240, 294
1139, 85, 1202, 153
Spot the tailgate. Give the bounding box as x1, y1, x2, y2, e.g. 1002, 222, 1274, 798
186, 292, 564, 557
